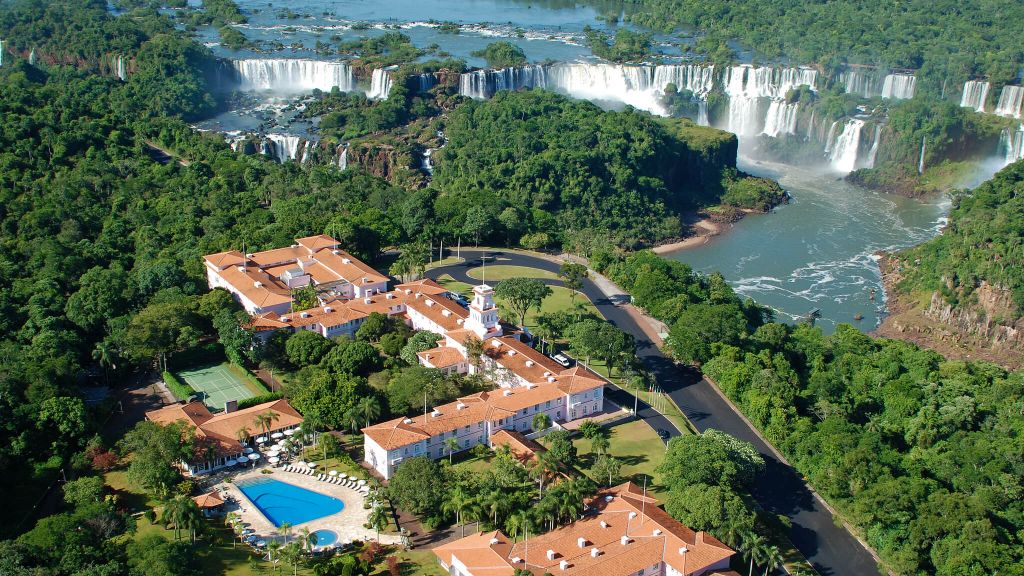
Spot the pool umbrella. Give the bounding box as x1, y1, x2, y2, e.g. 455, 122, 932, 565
357, 479, 366, 485
225, 459, 237, 466
328, 470, 338, 477
271, 432, 284, 439
243, 447, 254, 454
256, 436, 268, 443
248, 453, 261, 461
283, 429, 295, 436
268, 456, 280, 464
306, 461, 317, 468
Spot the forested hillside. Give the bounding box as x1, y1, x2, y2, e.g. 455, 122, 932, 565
433, 90, 783, 249
595, 251, 1024, 575
877, 160, 1024, 366
613, 0, 1023, 88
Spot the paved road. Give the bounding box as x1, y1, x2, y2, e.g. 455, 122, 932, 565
427, 250, 878, 576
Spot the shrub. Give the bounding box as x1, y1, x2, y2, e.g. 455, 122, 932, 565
237, 392, 284, 409
163, 371, 195, 401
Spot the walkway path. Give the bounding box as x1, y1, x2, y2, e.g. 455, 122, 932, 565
425, 249, 879, 576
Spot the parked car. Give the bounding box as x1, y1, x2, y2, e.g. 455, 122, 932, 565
552, 353, 572, 367
657, 429, 670, 441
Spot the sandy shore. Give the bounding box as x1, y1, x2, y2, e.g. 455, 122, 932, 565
652, 217, 726, 255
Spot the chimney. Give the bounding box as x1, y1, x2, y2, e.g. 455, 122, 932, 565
507, 350, 516, 356
559, 560, 569, 571
546, 550, 556, 561
364, 297, 372, 304
324, 307, 333, 313
426, 300, 435, 307
526, 360, 534, 367
300, 312, 310, 318
547, 376, 556, 383
629, 512, 637, 520
679, 546, 688, 556
590, 548, 600, 558
402, 418, 413, 424
503, 390, 512, 397
620, 536, 630, 545
457, 403, 467, 410
489, 537, 499, 545
386, 293, 394, 300
332, 249, 341, 255
511, 557, 522, 564
224, 400, 238, 413
653, 529, 662, 536
254, 281, 263, 288
600, 521, 608, 528
577, 538, 587, 548
342, 258, 351, 264
431, 408, 441, 417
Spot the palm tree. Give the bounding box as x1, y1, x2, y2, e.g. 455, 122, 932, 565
742, 532, 768, 576
505, 510, 531, 542
236, 426, 251, 447
266, 540, 283, 573
92, 339, 118, 385
443, 437, 460, 463
760, 545, 783, 576
281, 541, 303, 576
441, 486, 473, 538
591, 434, 610, 455
278, 522, 292, 545
297, 526, 316, 552
260, 410, 281, 435
368, 504, 388, 542
357, 396, 381, 427
465, 335, 485, 372
480, 489, 507, 528
343, 407, 362, 434
159, 497, 190, 540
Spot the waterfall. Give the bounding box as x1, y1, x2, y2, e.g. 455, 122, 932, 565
421, 148, 434, 175
805, 110, 816, 141
1, 39, 6, 68
762, 101, 799, 137
652, 64, 716, 96
839, 69, 879, 98
917, 137, 927, 174
960, 80, 990, 113
865, 124, 882, 168
823, 121, 840, 153
543, 63, 662, 112
995, 86, 1024, 119
880, 74, 916, 99
416, 73, 437, 93
262, 134, 303, 163
337, 145, 348, 171
998, 125, 1024, 166
368, 68, 394, 100
227, 59, 357, 93
828, 119, 864, 173
458, 65, 547, 99
697, 101, 709, 126
28, 48, 35, 65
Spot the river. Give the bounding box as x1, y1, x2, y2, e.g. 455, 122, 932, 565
666, 158, 950, 332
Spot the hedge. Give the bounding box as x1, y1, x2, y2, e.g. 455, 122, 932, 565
163, 371, 195, 402
237, 392, 285, 410
237, 365, 271, 395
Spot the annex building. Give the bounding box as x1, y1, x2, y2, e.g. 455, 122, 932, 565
433, 482, 739, 576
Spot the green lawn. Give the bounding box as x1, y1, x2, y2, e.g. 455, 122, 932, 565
466, 265, 557, 281
571, 419, 669, 500
425, 256, 464, 271
583, 359, 695, 435
435, 274, 474, 298
105, 468, 159, 512
518, 285, 600, 332
451, 453, 494, 475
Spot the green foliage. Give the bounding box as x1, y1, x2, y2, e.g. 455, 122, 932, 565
614, 0, 1024, 86
385, 456, 447, 516
291, 285, 319, 311
338, 32, 424, 67
385, 366, 476, 416
720, 172, 787, 211
894, 160, 1024, 315
62, 476, 105, 508
471, 41, 528, 68
582, 27, 651, 62
119, 421, 191, 500
494, 277, 552, 327
162, 371, 195, 401
286, 331, 335, 367
433, 90, 739, 249
236, 392, 284, 409
126, 533, 200, 576
217, 25, 249, 50
658, 429, 764, 491
399, 330, 444, 365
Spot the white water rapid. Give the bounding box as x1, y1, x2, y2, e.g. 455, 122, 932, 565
999, 125, 1024, 166
762, 101, 799, 137
368, 68, 394, 100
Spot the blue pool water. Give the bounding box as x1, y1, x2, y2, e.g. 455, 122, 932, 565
236, 478, 344, 527
312, 529, 337, 548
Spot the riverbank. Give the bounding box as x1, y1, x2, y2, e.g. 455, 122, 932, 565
874, 253, 1024, 370
652, 206, 771, 255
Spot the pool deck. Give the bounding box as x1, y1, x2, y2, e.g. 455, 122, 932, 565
220, 468, 400, 546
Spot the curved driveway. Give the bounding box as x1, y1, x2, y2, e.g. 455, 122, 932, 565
426, 249, 878, 576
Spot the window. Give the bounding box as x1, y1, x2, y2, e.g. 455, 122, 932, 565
546, 400, 551, 408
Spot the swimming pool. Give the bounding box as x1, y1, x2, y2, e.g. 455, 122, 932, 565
311, 529, 337, 548
235, 478, 344, 527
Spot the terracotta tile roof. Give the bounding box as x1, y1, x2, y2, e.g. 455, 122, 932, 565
212, 264, 293, 309
146, 399, 303, 459
249, 313, 291, 332
405, 293, 470, 331
418, 346, 465, 368
314, 249, 389, 285
485, 336, 564, 383
204, 250, 247, 269
490, 429, 545, 463
395, 278, 449, 295
296, 234, 340, 253
436, 483, 734, 576
192, 491, 225, 508
146, 402, 214, 428
554, 365, 606, 395
279, 299, 369, 329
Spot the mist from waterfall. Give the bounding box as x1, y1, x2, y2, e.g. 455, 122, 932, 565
228, 59, 357, 93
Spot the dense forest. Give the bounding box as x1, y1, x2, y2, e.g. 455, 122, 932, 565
612, 0, 1024, 90
595, 249, 1024, 575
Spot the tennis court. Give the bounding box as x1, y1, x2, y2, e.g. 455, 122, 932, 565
177, 363, 259, 411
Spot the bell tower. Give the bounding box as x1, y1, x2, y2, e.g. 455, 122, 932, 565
465, 284, 501, 338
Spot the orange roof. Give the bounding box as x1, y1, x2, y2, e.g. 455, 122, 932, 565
553, 365, 606, 395
485, 337, 564, 383
395, 278, 449, 295
490, 429, 545, 463
434, 483, 735, 576
146, 399, 303, 460
405, 293, 469, 331
192, 491, 225, 508
204, 250, 247, 270
418, 346, 466, 368
280, 299, 369, 329
296, 234, 340, 252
